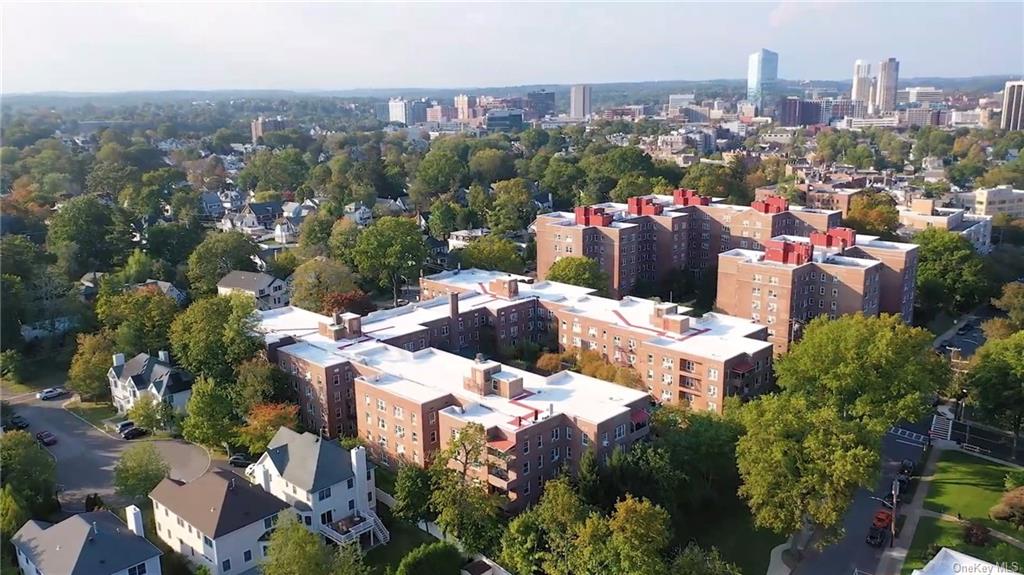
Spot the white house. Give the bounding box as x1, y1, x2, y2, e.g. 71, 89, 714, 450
250, 427, 389, 549
448, 228, 490, 251
12, 507, 162, 575
343, 203, 373, 227
109, 351, 195, 414
216, 270, 290, 310
150, 469, 289, 575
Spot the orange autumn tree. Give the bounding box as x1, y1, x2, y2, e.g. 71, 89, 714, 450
236, 403, 299, 454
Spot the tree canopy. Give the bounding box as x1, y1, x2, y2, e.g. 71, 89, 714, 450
351, 216, 426, 305
186, 231, 259, 296
545, 257, 608, 294
914, 228, 992, 318
169, 295, 261, 382
457, 235, 525, 274
114, 443, 170, 501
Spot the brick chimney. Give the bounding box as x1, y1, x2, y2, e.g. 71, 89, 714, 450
672, 188, 711, 206
574, 206, 613, 226
751, 195, 789, 214
764, 239, 813, 265
449, 292, 459, 318
487, 277, 519, 300
626, 196, 663, 216
464, 355, 501, 395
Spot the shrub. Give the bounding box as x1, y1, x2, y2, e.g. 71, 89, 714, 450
962, 521, 991, 546
1005, 469, 1024, 490
989, 486, 1024, 530
0, 350, 24, 384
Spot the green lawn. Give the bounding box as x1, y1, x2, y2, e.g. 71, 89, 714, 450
1, 350, 72, 397
678, 493, 785, 575
901, 516, 1024, 574
64, 400, 118, 429
924, 450, 1014, 531
364, 505, 437, 574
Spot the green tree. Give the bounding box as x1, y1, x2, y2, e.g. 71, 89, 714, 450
576, 448, 602, 506
991, 282, 1024, 332
0, 484, 29, 550
0, 276, 26, 351
0, 235, 48, 283
169, 295, 261, 382
262, 515, 337, 575
844, 192, 899, 237
914, 228, 991, 318
114, 443, 169, 501
328, 218, 361, 265
395, 541, 463, 575
47, 195, 131, 276
126, 395, 165, 431
392, 464, 433, 525
469, 148, 516, 185
680, 163, 729, 197
978, 157, 1024, 189
352, 217, 427, 306
775, 314, 948, 433
965, 332, 1024, 453
542, 157, 585, 208
68, 331, 117, 401
609, 174, 653, 203
298, 213, 336, 257
290, 258, 357, 312
500, 509, 546, 575
231, 357, 290, 419
458, 236, 525, 274
488, 178, 537, 234
146, 222, 204, 267
411, 149, 467, 206
182, 376, 237, 447
186, 232, 259, 296
430, 424, 502, 554
668, 544, 742, 575
428, 199, 459, 240
0, 430, 56, 513
332, 541, 373, 575
545, 257, 608, 294
96, 289, 178, 355
736, 393, 878, 537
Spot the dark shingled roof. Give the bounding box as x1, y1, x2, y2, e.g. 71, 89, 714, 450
264, 427, 355, 493
11, 510, 161, 575
217, 270, 279, 292
111, 352, 193, 397
150, 469, 288, 539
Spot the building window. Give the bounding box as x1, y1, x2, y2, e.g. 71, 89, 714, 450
203, 536, 213, 547
615, 424, 626, 440
582, 433, 590, 446
244, 550, 253, 563
128, 563, 148, 575
376, 399, 386, 411
523, 460, 531, 475
537, 435, 543, 448
522, 440, 530, 454
430, 431, 437, 443
551, 428, 560, 441
566, 427, 572, 440
393, 406, 403, 418
263, 515, 277, 530
550, 447, 560, 461
347, 478, 354, 489
222, 559, 232, 572
318, 487, 332, 501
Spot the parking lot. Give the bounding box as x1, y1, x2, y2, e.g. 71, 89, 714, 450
3, 391, 210, 511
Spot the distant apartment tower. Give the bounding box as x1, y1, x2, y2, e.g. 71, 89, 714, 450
408, 99, 429, 124
1001, 80, 1024, 131
851, 60, 872, 103
747, 49, 779, 112
388, 98, 409, 124
454, 94, 477, 121
875, 58, 900, 113
426, 103, 455, 123
667, 94, 696, 116
903, 86, 944, 104
373, 102, 390, 122
570, 85, 592, 119
526, 90, 556, 119
251, 116, 287, 144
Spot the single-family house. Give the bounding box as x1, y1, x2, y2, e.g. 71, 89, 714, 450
12, 507, 162, 575
130, 279, 188, 306
343, 203, 373, 227
216, 271, 290, 310
150, 470, 289, 575
249, 427, 389, 549
109, 351, 195, 414
200, 192, 226, 220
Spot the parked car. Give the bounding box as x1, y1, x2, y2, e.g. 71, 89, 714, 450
35, 431, 57, 446
228, 454, 252, 468
114, 420, 136, 435
872, 510, 893, 529
8, 415, 28, 430
36, 388, 67, 401
866, 526, 887, 547
121, 427, 149, 440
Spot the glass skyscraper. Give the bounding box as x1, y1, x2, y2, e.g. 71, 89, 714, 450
747, 49, 779, 112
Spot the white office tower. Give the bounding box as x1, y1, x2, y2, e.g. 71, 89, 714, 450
1001, 80, 1024, 131
747, 49, 779, 112
388, 98, 409, 124
875, 57, 900, 113
570, 85, 592, 119
852, 60, 872, 103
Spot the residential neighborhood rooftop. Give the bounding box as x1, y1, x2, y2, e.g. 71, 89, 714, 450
12, 511, 162, 575
150, 469, 289, 538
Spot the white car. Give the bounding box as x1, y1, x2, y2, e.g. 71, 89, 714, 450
36, 388, 67, 401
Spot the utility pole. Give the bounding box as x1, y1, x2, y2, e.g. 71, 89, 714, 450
890, 478, 900, 548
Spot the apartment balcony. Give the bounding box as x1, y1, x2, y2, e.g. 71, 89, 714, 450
319, 509, 390, 549
487, 466, 512, 490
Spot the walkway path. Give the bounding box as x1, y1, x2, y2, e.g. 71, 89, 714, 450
876, 440, 944, 575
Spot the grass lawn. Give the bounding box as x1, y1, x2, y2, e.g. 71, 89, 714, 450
680, 494, 785, 575
901, 516, 1024, 574
364, 505, 437, 574
924, 450, 1014, 531
64, 400, 118, 428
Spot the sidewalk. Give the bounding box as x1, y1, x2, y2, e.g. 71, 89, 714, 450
876, 442, 945, 575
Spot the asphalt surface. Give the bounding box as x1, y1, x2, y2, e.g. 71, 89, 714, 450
3, 391, 210, 511
793, 427, 929, 575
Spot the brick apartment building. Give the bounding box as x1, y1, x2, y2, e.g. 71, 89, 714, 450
257, 304, 650, 512
897, 198, 992, 254
421, 269, 773, 415
717, 227, 917, 352
533, 190, 841, 298
754, 183, 867, 217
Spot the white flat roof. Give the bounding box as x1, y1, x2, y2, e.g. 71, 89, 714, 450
855, 234, 917, 252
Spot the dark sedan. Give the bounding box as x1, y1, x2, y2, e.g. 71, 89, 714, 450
36, 431, 57, 446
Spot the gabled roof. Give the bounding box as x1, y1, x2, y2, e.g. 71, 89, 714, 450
217, 270, 280, 292
244, 201, 284, 218
111, 352, 193, 396
264, 427, 355, 493
150, 469, 288, 539
12, 510, 161, 575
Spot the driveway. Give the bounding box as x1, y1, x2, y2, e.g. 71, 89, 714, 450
4, 392, 209, 511
793, 427, 929, 575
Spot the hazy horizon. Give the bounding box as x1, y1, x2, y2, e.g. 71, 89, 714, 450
2, 2, 1022, 94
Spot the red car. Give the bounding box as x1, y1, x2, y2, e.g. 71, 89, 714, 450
35, 431, 57, 446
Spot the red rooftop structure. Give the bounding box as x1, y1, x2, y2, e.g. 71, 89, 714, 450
672, 188, 711, 206
627, 196, 664, 216
574, 206, 613, 226
751, 195, 789, 214
809, 227, 857, 250
763, 239, 813, 265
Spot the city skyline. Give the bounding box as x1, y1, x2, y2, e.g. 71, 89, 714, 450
2, 2, 1022, 94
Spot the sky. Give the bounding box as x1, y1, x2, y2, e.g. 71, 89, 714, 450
2, 2, 1022, 94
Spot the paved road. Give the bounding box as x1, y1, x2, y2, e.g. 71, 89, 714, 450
793, 429, 929, 575
4, 392, 209, 511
